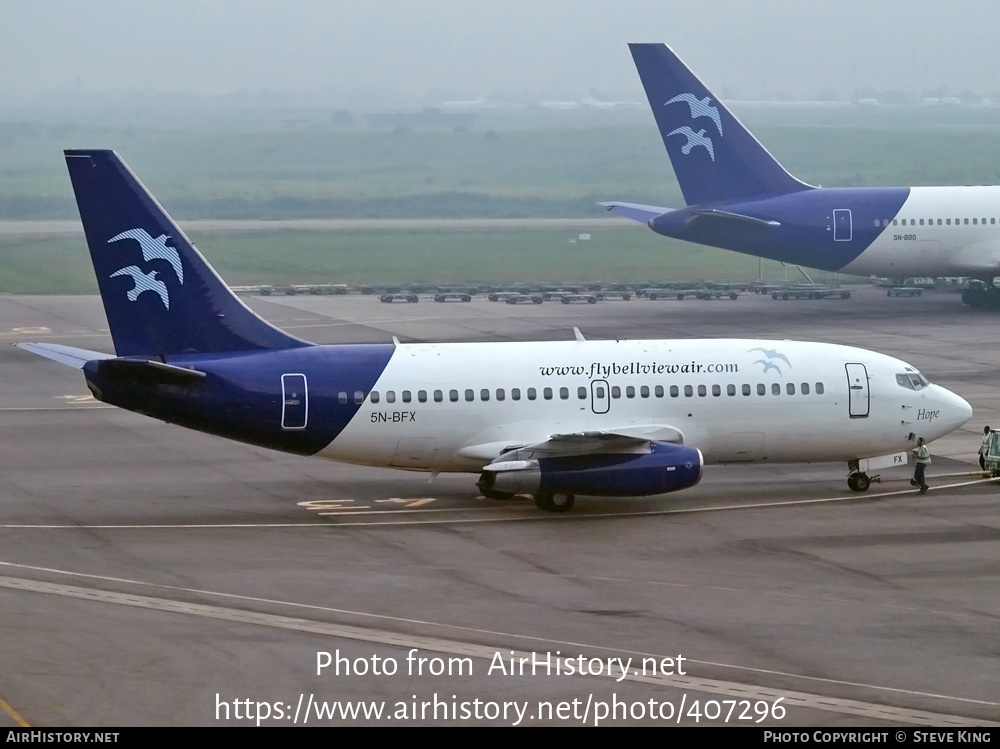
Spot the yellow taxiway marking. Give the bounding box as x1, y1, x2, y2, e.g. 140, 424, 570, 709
0, 697, 30, 727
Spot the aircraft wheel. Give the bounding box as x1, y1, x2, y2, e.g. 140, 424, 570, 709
841, 291, 851, 299
622, 294, 631, 301
534, 492, 575, 512
587, 297, 597, 304
847, 472, 871, 492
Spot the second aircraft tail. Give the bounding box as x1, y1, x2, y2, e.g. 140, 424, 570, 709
629, 43, 812, 206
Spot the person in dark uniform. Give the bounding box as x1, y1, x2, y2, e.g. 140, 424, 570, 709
911, 438, 931, 494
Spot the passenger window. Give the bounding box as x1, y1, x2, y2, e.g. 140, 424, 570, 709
946, 219, 951, 225
964, 218, 969, 225
816, 382, 825, 395
801, 382, 810, 395
449, 389, 458, 402
640, 385, 649, 398
527, 388, 537, 401
559, 387, 569, 400
655, 385, 664, 398
465, 389, 474, 402
786, 383, 795, 395
496, 389, 505, 401
892, 219, 898, 226
937, 219, 942, 225
742, 384, 751, 396
919, 219, 924, 226
594, 385, 605, 398
727, 384, 736, 396
543, 388, 553, 400
418, 390, 427, 403
386, 391, 396, 404
771, 383, 780, 396
434, 390, 443, 403
670, 385, 679, 398
697, 385, 706, 397
611, 386, 621, 399
402, 390, 411, 403
338, 392, 348, 404
973, 218, 978, 225
480, 388, 490, 401
578, 387, 587, 399
370, 391, 380, 403
684, 385, 693, 397
757, 384, 766, 396
354, 391, 364, 404
712, 384, 721, 397
626, 386, 635, 398
511, 388, 521, 401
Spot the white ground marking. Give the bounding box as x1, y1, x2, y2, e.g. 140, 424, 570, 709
0, 573, 994, 726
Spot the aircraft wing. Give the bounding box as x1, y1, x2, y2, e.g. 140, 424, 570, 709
14, 342, 114, 369
462, 424, 685, 464
598, 201, 671, 223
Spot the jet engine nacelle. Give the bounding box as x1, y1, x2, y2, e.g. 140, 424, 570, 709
482, 441, 703, 497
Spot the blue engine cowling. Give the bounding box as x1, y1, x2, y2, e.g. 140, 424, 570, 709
484, 441, 703, 497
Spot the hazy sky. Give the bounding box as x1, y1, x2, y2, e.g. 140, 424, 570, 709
3, 0, 1000, 102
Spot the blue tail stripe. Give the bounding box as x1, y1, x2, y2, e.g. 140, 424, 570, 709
65, 150, 309, 357
629, 43, 812, 205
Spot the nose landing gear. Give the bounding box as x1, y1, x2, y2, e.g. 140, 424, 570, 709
847, 472, 872, 492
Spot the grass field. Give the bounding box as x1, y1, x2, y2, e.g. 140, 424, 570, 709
3, 120, 1000, 292
0, 226, 838, 294
5, 121, 1000, 220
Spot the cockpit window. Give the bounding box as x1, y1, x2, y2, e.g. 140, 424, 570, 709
896, 373, 929, 391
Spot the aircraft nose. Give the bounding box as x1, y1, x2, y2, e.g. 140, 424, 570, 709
936, 386, 973, 429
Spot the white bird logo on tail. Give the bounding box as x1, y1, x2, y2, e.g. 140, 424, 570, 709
108, 228, 183, 284
667, 126, 715, 161
110, 267, 170, 309
665, 93, 723, 135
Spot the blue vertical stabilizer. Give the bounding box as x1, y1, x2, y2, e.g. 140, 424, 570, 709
629, 43, 813, 205
65, 150, 309, 357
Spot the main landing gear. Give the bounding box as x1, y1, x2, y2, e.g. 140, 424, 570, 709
533, 492, 575, 512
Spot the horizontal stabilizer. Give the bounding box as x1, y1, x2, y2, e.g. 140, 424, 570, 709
96, 358, 206, 385
14, 342, 113, 369
684, 208, 780, 230
598, 201, 671, 223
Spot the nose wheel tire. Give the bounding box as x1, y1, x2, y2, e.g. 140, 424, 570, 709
847, 472, 871, 492
533, 492, 575, 512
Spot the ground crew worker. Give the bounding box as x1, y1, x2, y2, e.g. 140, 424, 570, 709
911, 437, 931, 494
979, 426, 992, 471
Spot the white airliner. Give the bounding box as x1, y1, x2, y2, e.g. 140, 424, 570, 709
602, 44, 1000, 308
18, 151, 974, 511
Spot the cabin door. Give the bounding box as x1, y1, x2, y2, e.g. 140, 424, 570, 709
281, 373, 308, 429
833, 209, 852, 241
591, 379, 610, 414
845, 363, 870, 418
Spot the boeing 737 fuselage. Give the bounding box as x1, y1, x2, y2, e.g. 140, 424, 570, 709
17, 151, 973, 511
602, 44, 1000, 309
